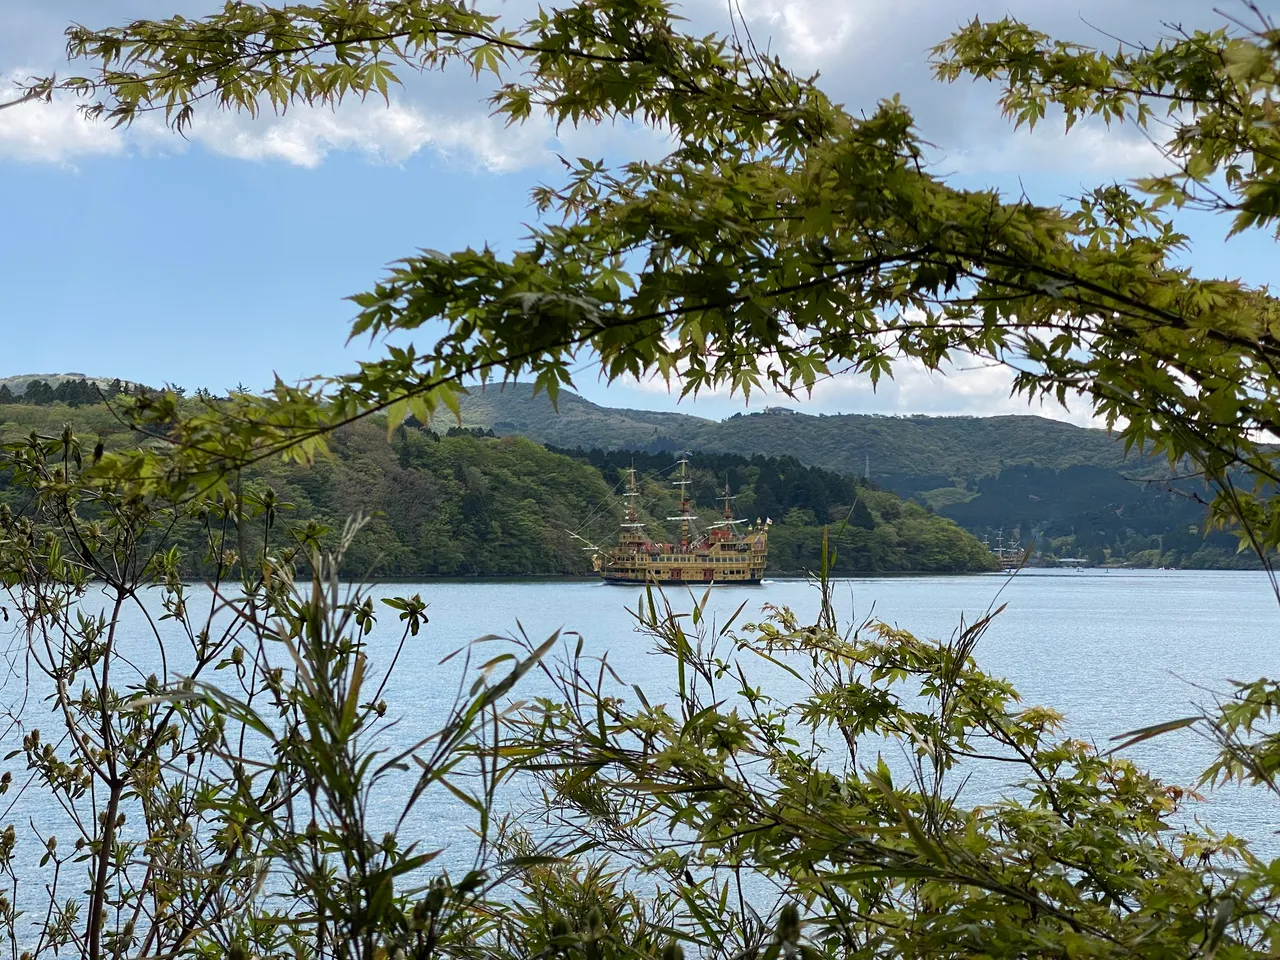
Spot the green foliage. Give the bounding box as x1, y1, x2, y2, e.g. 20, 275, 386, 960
260, 424, 616, 577
16, 2, 1280, 958
5, 428, 1280, 960
33, 0, 1280, 577
935, 12, 1280, 236
501, 589, 1275, 960
0, 427, 563, 960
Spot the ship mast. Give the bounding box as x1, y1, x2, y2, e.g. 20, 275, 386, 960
620, 466, 646, 542
719, 477, 734, 520
668, 457, 695, 549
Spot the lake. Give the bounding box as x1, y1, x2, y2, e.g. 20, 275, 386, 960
364, 569, 1280, 846
1, 568, 1278, 884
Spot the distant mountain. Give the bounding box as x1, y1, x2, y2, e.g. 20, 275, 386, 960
457, 384, 717, 452
455, 384, 1252, 568
454, 383, 1141, 482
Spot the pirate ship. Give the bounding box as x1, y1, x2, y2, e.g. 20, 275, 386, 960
588, 459, 769, 584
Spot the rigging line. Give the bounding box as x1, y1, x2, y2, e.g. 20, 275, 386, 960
573, 456, 683, 537
569, 470, 630, 538
584, 483, 670, 542
571, 455, 698, 541
628, 458, 698, 525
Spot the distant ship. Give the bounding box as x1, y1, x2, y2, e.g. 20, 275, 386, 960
985, 529, 1024, 572
589, 459, 769, 584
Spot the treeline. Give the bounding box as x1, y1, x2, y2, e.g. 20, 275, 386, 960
0, 378, 132, 407
547, 446, 871, 527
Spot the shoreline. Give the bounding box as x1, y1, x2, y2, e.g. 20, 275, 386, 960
163, 568, 1269, 586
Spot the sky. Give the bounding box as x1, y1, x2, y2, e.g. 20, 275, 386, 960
1, 0, 1275, 425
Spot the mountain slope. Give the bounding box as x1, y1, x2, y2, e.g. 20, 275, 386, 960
455, 383, 1139, 481
454, 384, 1254, 568
0, 401, 995, 576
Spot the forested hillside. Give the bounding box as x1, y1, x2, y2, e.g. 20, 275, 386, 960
457, 383, 1137, 478
937, 466, 1251, 568
0, 395, 996, 576
0, 379, 1242, 568
459, 384, 1250, 567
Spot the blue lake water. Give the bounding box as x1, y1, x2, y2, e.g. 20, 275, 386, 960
1, 569, 1278, 888
368, 569, 1280, 849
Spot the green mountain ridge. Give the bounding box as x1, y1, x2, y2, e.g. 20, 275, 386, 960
0, 400, 996, 577
454, 383, 1141, 481
454, 384, 1253, 568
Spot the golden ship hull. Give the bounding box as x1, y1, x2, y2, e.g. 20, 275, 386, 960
593, 533, 768, 585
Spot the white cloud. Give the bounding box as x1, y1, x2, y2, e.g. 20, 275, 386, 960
735, 0, 857, 61
805, 359, 1104, 427
614, 349, 1103, 427
0, 78, 676, 175
184, 100, 552, 171
0, 82, 123, 164
942, 121, 1166, 180
0, 77, 560, 171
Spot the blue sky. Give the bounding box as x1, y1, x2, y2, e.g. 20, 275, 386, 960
1, 0, 1272, 423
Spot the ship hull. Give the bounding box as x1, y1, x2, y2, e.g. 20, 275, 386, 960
593, 549, 767, 584
599, 574, 763, 585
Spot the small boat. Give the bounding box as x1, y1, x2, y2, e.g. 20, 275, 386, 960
590, 459, 768, 585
